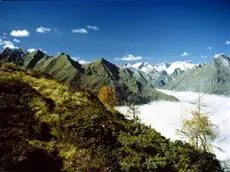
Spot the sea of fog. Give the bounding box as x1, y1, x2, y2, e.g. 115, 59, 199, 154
116, 89, 230, 162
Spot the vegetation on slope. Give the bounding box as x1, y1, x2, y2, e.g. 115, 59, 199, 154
0, 63, 222, 171
0, 48, 178, 105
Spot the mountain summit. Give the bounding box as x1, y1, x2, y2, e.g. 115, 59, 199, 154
124, 60, 196, 87
0, 48, 177, 104
131, 60, 196, 75
165, 55, 230, 95
0, 60, 221, 171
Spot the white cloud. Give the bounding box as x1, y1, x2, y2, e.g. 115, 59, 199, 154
226, 40, 230, 45
27, 48, 36, 53
206, 46, 212, 51
71, 56, 90, 64
78, 60, 90, 64
13, 38, 20, 43
181, 52, 189, 57
214, 53, 224, 58
0, 38, 18, 49
27, 48, 47, 53
117, 89, 230, 161
87, 25, 99, 31
36, 26, 51, 33
72, 26, 99, 34
115, 54, 143, 61
72, 28, 88, 34
10, 29, 30, 37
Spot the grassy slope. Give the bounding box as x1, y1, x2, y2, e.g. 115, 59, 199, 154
22, 53, 176, 104
0, 63, 222, 171
1, 48, 178, 104
0, 63, 122, 171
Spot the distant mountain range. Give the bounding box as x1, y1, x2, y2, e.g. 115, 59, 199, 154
0, 48, 177, 105
1, 47, 229, 101
0, 53, 220, 172
124, 55, 230, 95
165, 55, 230, 95
129, 60, 197, 74
122, 61, 198, 87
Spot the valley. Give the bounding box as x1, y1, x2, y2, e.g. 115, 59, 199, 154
117, 89, 230, 162
1, 48, 230, 171
1, 0, 230, 171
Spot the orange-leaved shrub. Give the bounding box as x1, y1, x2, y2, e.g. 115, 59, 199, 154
98, 85, 117, 107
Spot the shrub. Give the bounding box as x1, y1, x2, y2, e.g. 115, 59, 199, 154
98, 85, 117, 107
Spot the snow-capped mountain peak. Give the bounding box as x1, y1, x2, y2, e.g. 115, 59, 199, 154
153, 62, 170, 73
120, 60, 198, 88
130, 62, 155, 73
130, 60, 196, 75
158, 61, 196, 75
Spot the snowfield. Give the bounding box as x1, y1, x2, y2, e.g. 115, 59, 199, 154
117, 89, 230, 161
129, 60, 196, 74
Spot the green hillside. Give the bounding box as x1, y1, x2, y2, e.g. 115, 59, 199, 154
0, 48, 177, 105
0, 63, 222, 171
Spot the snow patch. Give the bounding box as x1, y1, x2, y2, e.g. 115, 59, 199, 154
129, 61, 196, 75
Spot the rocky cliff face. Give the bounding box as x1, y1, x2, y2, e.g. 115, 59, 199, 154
165, 55, 230, 95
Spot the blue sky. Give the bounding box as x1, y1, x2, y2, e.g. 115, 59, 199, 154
0, 0, 230, 64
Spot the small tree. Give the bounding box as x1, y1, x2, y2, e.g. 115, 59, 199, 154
98, 85, 117, 107
221, 159, 230, 172
127, 103, 140, 120
177, 93, 219, 152
126, 96, 140, 121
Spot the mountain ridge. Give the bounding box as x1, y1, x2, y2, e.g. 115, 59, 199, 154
0, 48, 177, 105
129, 60, 197, 75
122, 61, 193, 88
164, 54, 230, 95
0, 62, 221, 171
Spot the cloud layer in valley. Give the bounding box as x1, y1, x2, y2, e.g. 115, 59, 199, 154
117, 90, 230, 161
